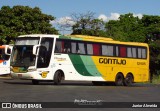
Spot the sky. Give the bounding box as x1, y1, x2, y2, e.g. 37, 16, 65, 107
0, 0, 160, 34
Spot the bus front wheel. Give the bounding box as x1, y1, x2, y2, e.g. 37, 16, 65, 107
115, 73, 124, 86
54, 71, 63, 85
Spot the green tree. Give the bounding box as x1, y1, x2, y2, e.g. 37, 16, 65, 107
0, 5, 58, 44
71, 11, 95, 35
71, 11, 106, 37
105, 13, 145, 42
142, 15, 160, 76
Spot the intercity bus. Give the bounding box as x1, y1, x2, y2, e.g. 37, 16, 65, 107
0, 45, 12, 75
10, 34, 149, 86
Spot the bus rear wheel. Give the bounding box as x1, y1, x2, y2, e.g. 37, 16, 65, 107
115, 73, 124, 86
124, 74, 133, 86
54, 71, 63, 85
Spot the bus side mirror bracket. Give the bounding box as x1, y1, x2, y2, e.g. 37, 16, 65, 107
33, 45, 40, 56
4, 45, 12, 55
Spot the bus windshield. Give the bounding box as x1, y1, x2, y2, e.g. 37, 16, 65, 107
11, 46, 36, 67
15, 37, 39, 45
11, 37, 40, 67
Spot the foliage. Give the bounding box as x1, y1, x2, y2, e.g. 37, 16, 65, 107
0, 5, 58, 44
151, 74, 160, 84
71, 11, 107, 36
105, 13, 146, 42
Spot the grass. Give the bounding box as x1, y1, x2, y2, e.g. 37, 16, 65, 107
151, 75, 160, 84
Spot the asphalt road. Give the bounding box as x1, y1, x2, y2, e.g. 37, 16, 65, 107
0, 77, 160, 111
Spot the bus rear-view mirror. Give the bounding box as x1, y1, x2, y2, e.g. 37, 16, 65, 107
33, 45, 40, 56
4, 46, 12, 55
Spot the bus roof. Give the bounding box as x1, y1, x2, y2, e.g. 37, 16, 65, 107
18, 34, 59, 38
61, 35, 148, 47
17, 34, 148, 47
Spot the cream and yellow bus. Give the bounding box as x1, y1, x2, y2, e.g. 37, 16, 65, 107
0, 45, 12, 75
10, 34, 149, 86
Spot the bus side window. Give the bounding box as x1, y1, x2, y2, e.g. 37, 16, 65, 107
37, 38, 53, 68
71, 42, 77, 54
120, 46, 126, 57
115, 46, 119, 56
78, 42, 86, 54
63, 41, 71, 53
142, 48, 147, 58
138, 48, 147, 59
55, 41, 63, 53
87, 44, 93, 55
127, 47, 132, 57
127, 47, 137, 58
102, 45, 113, 56
93, 44, 100, 56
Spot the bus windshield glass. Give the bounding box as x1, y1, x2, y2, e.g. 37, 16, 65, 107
15, 37, 39, 45
11, 37, 40, 67
11, 46, 36, 67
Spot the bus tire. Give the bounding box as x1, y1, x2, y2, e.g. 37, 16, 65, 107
54, 71, 63, 85
115, 73, 124, 86
32, 80, 39, 85
124, 74, 133, 86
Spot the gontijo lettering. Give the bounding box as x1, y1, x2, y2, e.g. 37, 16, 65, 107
99, 58, 126, 65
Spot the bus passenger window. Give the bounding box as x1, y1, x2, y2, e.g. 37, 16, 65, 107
132, 48, 137, 58
102, 45, 113, 56
71, 42, 77, 53
138, 48, 146, 59
78, 43, 86, 54
116, 46, 119, 56
142, 48, 146, 58
120, 46, 126, 57
64, 42, 71, 53
55, 41, 62, 53
138, 48, 142, 58
127, 47, 137, 58
87, 44, 93, 55
93, 44, 100, 56
127, 47, 132, 57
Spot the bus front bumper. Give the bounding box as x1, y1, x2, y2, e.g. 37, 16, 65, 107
11, 72, 34, 80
